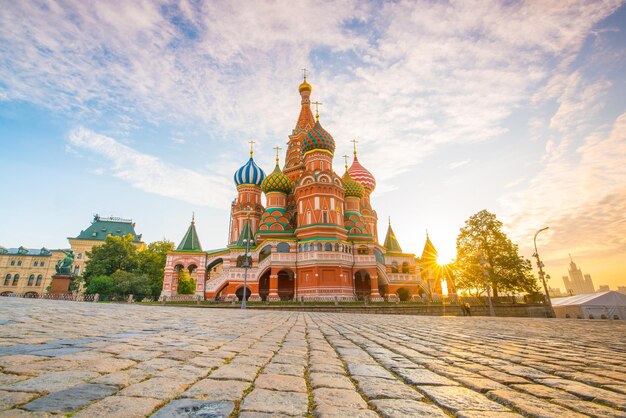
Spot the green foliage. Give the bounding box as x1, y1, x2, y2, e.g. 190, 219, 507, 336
455, 210, 539, 297
83, 234, 139, 282
177, 269, 196, 295
111, 271, 152, 297
136, 240, 175, 296
86, 275, 116, 296
396, 288, 411, 301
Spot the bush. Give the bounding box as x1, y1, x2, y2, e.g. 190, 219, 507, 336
86, 275, 116, 296
177, 270, 195, 295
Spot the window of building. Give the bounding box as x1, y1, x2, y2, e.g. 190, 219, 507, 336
322, 211, 328, 223
12, 274, 19, 286
304, 244, 309, 252
334, 243, 339, 252
74, 266, 80, 275
306, 211, 311, 224
40, 262, 44, 267
4, 274, 10, 286
299, 201, 303, 212
27, 275, 35, 286
10, 260, 15, 266
324, 243, 332, 251
391, 262, 399, 273
17, 261, 22, 266
314, 197, 320, 210
317, 243, 323, 251
358, 246, 368, 255
298, 244, 302, 252
34, 261, 38, 267
36, 275, 42, 286
77, 253, 82, 260
402, 262, 410, 274
277, 243, 290, 253
330, 198, 335, 210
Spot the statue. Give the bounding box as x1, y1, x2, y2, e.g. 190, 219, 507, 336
55, 251, 75, 275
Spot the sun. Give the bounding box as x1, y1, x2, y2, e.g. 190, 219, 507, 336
436, 252, 455, 266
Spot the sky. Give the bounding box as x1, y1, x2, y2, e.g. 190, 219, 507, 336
1, 0, 625, 291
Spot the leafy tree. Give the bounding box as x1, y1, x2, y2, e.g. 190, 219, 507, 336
83, 234, 139, 283
86, 275, 115, 296
177, 269, 195, 295
455, 210, 539, 297
137, 240, 175, 296
111, 271, 152, 297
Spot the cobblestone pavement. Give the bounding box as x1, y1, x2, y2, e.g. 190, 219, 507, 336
1, 299, 626, 417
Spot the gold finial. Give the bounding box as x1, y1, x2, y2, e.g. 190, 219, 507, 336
343, 154, 349, 170
192, 211, 195, 224
351, 139, 359, 156
388, 216, 391, 226
248, 140, 256, 157
312, 101, 322, 122
273, 146, 282, 164
302, 67, 307, 81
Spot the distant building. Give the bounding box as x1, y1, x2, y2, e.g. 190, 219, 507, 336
549, 287, 564, 297
0, 247, 67, 297
598, 285, 610, 292
562, 256, 595, 295
68, 215, 145, 276
618, 286, 626, 295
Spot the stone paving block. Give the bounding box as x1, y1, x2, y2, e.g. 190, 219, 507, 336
160, 350, 197, 362
73, 395, 163, 418
370, 399, 448, 417
120, 376, 189, 400
152, 399, 234, 418
0, 375, 27, 387
117, 349, 162, 361
210, 364, 259, 381
0, 390, 38, 410
80, 357, 136, 373
314, 405, 379, 418
510, 383, 578, 400
182, 379, 249, 401
0, 356, 44, 367
487, 389, 587, 418
394, 367, 459, 386
552, 398, 626, 417
0, 409, 51, 417
241, 388, 308, 416
479, 370, 530, 384
540, 377, 626, 409
309, 363, 345, 375
134, 357, 181, 372
456, 411, 523, 418
419, 385, 510, 413
255, 373, 307, 392
262, 362, 304, 377
354, 376, 423, 400
0, 370, 100, 393
346, 363, 395, 380
313, 387, 368, 409
91, 368, 151, 388
22, 383, 117, 414
455, 376, 509, 393
309, 372, 353, 390
187, 356, 224, 369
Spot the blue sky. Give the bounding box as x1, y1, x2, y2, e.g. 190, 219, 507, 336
1, 1, 625, 289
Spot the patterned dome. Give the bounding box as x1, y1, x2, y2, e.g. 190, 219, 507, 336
342, 171, 364, 198
303, 120, 335, 154
261, 164, 293, 194
234, 157, 266, 186
348, 154, 376, 193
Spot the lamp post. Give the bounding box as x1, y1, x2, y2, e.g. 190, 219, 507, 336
533, 227, 554, 318
241, 208, 252, 310
478, 252, 495, 317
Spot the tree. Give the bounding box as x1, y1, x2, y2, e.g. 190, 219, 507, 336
455, 210, 539, 297
177, 269, 195, 295
111, 271, 152, 297
137, 240, 175, 297
86, 275, 115, 296
83, 234, 139, 283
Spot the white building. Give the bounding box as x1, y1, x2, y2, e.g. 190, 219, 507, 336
552, 291, 626, 320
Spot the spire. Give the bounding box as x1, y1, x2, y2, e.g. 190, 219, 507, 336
176, 217, 202, 252
384, 219, 402, 253
235, 219, 255, 247
248, 140, 256, 157
351, 139, 359, 156
312, 101, 322, 122
421, 232, 438, 262
295, 71, 315, 130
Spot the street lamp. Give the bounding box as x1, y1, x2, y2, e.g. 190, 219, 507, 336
533, 227, 555, 318
241, 209, 252, 310
478, 252, 495, 317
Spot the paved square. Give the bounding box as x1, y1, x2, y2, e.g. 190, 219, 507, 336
1, 299, 625, 417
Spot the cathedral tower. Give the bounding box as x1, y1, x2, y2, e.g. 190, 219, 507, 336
230, 147, 265, 244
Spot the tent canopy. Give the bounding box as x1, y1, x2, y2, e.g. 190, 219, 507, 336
552, 291, 626, 307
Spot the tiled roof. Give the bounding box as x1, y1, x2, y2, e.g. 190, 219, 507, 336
74, 215, 142, 242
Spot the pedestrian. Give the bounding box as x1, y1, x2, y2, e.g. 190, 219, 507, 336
465, 302, 471, 317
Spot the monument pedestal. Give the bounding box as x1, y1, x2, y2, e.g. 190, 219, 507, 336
49, 274, 74, 295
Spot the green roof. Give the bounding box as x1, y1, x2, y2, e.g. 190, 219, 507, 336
177, 220, 202, 252
384, 222, 402, 253
73, 215, 142, 242
234, 220, 255, 247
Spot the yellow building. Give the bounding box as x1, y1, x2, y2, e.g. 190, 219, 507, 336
68, 215, 146, 276
0, 247, 67, 297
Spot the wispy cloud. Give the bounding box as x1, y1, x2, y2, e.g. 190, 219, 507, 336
448, 159, 471, 170
68, 127, 232, 208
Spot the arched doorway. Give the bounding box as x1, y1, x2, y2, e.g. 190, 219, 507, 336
236, 286, 251, 301
277, 270, 294, 301
214, 283, 228, 302
24, 292, 39, 298
258, 270, 270, 301
396, 288, 411, 301
354, 270, 371, 300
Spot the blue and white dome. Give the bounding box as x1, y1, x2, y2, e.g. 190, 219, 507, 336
234, 157, 266, 186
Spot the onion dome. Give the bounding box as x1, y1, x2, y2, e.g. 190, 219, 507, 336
303, 120, 336, 154
299, 76, 312, 94
348, 154, 376, 193
342, 170, 364, 199
234, 157, 265, 186
261, 163, 293, 194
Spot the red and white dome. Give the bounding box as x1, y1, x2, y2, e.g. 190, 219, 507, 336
348, 155, 376, 193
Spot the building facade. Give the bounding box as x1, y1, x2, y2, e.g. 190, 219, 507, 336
68, 215, 145, 276
562, 256, 595, 295
0, 247, 67, 297
161, 77, 448, 302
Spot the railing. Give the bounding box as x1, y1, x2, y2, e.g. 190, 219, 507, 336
387, 273, 418, 282
297, 252, 353, 262
205, 271, 231, 292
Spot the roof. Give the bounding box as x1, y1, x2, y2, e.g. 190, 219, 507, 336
383, 223, 402, 253
552, 291, 626, 307
176, 219, 202, 252
235, 219, 255, 247
0, 247, 54, 256
421, 234, 438, 261
73, 215, 142, 242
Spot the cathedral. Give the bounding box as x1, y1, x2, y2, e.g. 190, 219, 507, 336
160, 75, 452, 302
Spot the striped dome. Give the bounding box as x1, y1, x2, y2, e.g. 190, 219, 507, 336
348, 155, 376, 193
234, 157, 266, 186
303, 121, 335, 154
261, 164, 293, 194
342, 171, 364, 199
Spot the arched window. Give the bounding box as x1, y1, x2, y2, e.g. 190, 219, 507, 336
28, 275, 35, 286
188, 264, 197, 273
334, 243, 339, 252
10, 260, 15, 266
174, 264, 184, 272
17, 261, 22, 266
306, 211, 312, 224
12, 274, 19, 286
259, 245, 271, 262
374, 248, 385, 264
324, 243, 332, 251
322, 211, 328, 223
358, 246, 368, 255
317, 243, 323, 251
4, 274, 10, 286
277, 243, 290, 253
36, 275, 42, 286
236, 255, 252, 268
304, 244, 309, 252
40, 262, 44, 267
402, 262, 410, 274
298, 244, 302, 252
391, 262, 399, 273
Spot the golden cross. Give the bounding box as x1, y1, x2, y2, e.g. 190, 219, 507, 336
311, 101, 323, 121
302, 67, 308, 80
248, 140, 256, 157
350, 139, 359, 156
343, 154, 350, 170
273, 146, 282, 164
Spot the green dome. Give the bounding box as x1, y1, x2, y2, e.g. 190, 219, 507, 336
303, 120, 335, 154
261, 164, 293, 194
342, 171, 364, 198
